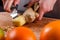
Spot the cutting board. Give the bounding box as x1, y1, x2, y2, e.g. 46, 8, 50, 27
24, 17, 59, 40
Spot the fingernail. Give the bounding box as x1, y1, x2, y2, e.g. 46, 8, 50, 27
38, 11, 45, 20
39, 16, 42, 20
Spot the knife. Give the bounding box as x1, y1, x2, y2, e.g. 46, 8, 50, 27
10, 5, 19, 19
10, 0, 32, 18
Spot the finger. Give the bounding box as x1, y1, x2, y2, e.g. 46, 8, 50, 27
27, 0, 36, 8
2, 0, 6, 5
14, 0, 20, 6
4, 0, 14, 12
38, 7, 45, 20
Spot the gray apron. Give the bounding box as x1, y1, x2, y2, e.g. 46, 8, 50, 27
18, 0, 30, 11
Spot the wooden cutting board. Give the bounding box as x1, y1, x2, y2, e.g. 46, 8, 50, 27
24, 17, 59, 40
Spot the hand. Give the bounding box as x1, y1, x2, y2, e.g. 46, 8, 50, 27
2, 0, 20, 12
28, 0, 57, 20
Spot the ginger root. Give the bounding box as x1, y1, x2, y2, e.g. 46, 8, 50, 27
12, 8, 39, 26
23, 8, 36, 23
12, 15, 26, 26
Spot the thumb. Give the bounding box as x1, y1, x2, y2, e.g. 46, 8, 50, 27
27, 0, 36, 8
14, 0, 20, 6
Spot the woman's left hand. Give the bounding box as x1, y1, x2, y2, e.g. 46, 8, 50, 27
2, 0, 20, 12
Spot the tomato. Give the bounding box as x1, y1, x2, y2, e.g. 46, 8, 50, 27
40, 20, 60, 40
6, 27, 36, 40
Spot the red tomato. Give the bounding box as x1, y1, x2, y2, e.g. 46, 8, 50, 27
40, 20, 60, 40
5, 27, 36, 40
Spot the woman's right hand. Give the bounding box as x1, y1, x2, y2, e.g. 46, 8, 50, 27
27, 0, 57, 20
2, 0, 20, 12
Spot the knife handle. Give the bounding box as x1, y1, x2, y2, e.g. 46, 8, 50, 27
11, 5, 18, 11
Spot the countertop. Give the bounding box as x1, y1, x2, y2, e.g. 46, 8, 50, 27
25, 17, 59, 40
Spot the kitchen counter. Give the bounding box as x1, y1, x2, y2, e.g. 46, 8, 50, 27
25, 17, 59, 40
